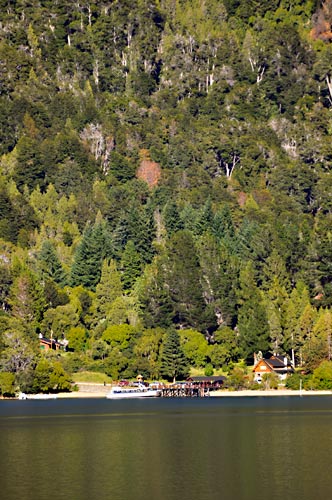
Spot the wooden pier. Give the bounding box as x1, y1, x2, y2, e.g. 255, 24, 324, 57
160, 385, 209, 398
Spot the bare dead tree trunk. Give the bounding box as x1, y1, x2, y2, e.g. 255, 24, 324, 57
326, 75, 332, 105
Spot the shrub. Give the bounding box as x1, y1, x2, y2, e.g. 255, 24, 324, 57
311, 361, 332, 390
285, 372, 307, 390
227, 367, 247, 390
204, 364, 214, 376
261, 372, 279, 390
0, 372, 16, 397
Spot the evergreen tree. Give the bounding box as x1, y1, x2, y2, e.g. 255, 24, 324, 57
71, 223, 111, 291
8, 269, 46, 334
194, 198, 214, 235
261, 250, 290, 291
283, 283, 311, 366
113, 205, 155, 263
198, 234, 239, 329
315, 215, 332, 306
95, 259, 123, 320
138, 255, 173, 328
120, 240, 142, 291
160, 329, 189, 382
13, 136, 46, 192
303, 309, 332, 370
264, 277, 289, 354
237, 262, 270, 361
212, 206, 235, 241
37, 240, 67, 286
165, 230, 206, 329
0, 265, 13, 311
162, 200, 184, 236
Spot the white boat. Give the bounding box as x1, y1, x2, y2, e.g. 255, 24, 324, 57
17, 393, 57, 400
18, 392, 57, 399
27, 394, 58, 400
106, 385, 161, 399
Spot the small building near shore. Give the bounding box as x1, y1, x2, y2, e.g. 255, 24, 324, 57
253, 355, 294, 382
38, 331, 69, 351
186, 375, 226, 389
39, 336, 62, 351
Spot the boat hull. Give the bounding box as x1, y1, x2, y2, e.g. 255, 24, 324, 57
106, 388, 161, 399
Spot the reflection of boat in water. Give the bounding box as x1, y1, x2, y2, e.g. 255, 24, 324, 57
106, 384, 161, 399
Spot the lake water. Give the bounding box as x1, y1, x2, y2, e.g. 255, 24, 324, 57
1, 396, 332, 500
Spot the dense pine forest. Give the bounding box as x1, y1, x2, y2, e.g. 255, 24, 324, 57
1, 0, 332, 394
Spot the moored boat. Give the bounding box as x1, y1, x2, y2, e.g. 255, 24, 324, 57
18, 393, 58, 400
106, 384, 161, 399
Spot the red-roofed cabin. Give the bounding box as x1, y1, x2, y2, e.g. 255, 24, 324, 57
39, 336, 62, 351
253, 355, 294, 382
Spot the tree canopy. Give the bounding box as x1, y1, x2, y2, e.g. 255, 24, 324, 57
0, 0, 332, 387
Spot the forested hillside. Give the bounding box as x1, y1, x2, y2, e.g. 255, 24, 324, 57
1, 0, 332, 393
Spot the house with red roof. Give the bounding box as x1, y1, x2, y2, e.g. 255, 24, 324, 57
253, 354, 294, 382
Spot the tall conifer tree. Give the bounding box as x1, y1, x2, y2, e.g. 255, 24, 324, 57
38, 240, 67, 286
71, 223, 111, 291
165, 230, 206, 329
160, 330, 189, 382
237, 262, 269, 360
95, 259, 123, 319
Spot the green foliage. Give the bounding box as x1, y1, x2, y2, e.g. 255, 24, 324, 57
67, 326, 88, 352
165, 230, 208, 329
0, 183, 37, 244
160, 329, 190, 382
237, 262, 270, 360
102, 324, 137, 350
227, 366, 248, 391
285, 372, 308, 390
0, 0, 331, 381
211, 327, 241, 367
8, 269, 46, 333
311, 361, 332, 390
94, 259, 123, 320
162, 201, 184, 235
261, 372, 279, 390
137, 252, 173, 328
179, 329, 209, 368
103, 347, 128, 380
70, 222, 112, 290
204, 364, 214, 377
133, 327, 163, 379
0, 372, 16, 397
0, 328, 37, 377
32, 358, 72, 393
72, 371, 112, 384
37, 241, 67, 286
0, 264, 13, 312
120, 240, 142, 291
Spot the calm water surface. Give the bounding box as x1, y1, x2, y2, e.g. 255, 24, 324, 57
1, 396, 332, 500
